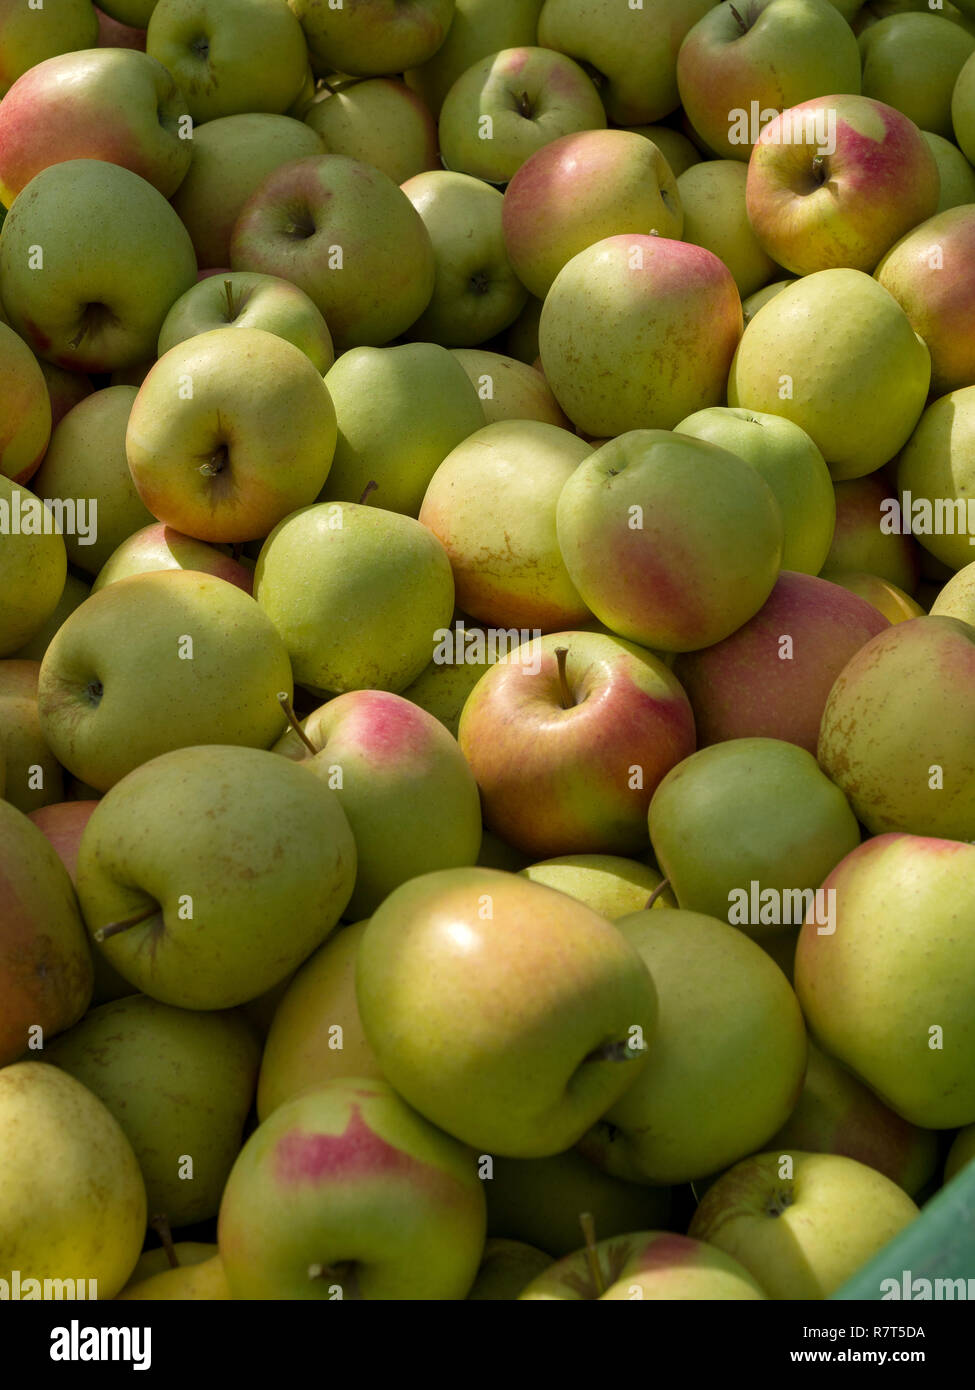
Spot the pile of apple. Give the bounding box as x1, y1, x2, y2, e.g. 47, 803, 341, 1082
2, 0, 975, 1305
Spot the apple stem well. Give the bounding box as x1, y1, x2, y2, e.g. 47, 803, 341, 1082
554, 646, 574, 710
277, 691, 318, 756
729, 3, 749, 35
93, 904, 160, 943
645, 877, 671, 910
149, 1215, 179, 1269
580, 1213, 606, 1297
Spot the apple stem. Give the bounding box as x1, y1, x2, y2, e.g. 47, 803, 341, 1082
223, 278, 237, 321
93, 904, 159, 943
358, 480, 378, 506
729, 3, 748, 33
579, 1212, 605, 1297
645, 877, 671, 910
149, 1215, 179, 1269
554, 646, 573, 709
277, 691, 318, 756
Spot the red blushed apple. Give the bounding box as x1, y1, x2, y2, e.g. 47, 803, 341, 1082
28, 800, 100, 883
96, 8, 147, 50
458, 630, 696, 858
0, 322, 52, 484
92, 523, 254, 594
673, 572, 889, 752
746, 94, 940, 275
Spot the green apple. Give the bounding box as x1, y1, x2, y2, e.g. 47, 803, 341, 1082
317, 343, 484, 516
826, 571, 925, 624
676, 159, 778, 299
254, 500, 454, 696
123, 1242, 219, 1288
796, 834, 975, 1128
290, 0, 455, 77
47, 996, 260, 1226
818, 618, 975, 839
624, 124, 701, 176
501, 129, 683, 300
467, 1239, 552, 1299
218, 1077, 487, 1299
0, 659, 64, 813
0, 476, 68, 657
405, 0, 545, 118
356, 866, 658, 1156
230, 153, 435, 351
674, 406, 835, 576
677, 0, 862, 160
923, 129, 975, 210
450, 348, 568, 427
118, 1254, 230, 1300
505, 294, 544, 364
520, 1230, 767, 1300
0, 1062, 146, 1297
303, 77, 439, 184
0, 321, 51, 484
728, 269, 931, 480
438, 46, 606, 184
458, 630, 695, 857
946, 1125, 975, 1182
38, 569, 293, 791
953, 50, 975, 163
158, 272, 334, 373
170, 113, 323, 270
742, 276, 796, 324
520, 854, 673, 921
31, 386, 154, 575
38, 359, 94, 432
0, 0, 99, 98
93, 523, 253, 594
931, 558, 975, 623
273, 689, 482, 919
77, 744, 356, 1009
419, 419, 592, 630
556, 430, 782, 652
126, 327, 336, 543
539, 236, 743, 438
579, 907, 807, 1184
0, 160, 197, 373
689, 1150, 919, 1299
399, 617, 494, 737
401, 171, 527, 346
822, 475, 920, 593
0, 801, 93, 1065
897, 386, 975, 570
11, 573, 89, 664
861, 13, 975, 137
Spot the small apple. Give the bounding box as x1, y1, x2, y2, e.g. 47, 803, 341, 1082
520, 1230, 767, 1300
93, 523, 253, 594
0, 322, 51, 485
158, 272, 334, 373
0, 659, 64, 814
860, 13, 975, 139
290, 0, 455, 78
450, 348, 568, 428
303, 77, 439, 185
0, 0, 99, 98
520, 855, 672, 921
676, 159, 778, 299
0, 476, 68, 658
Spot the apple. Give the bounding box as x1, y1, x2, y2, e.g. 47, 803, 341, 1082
401, 170, 528, 346
419, 419, 592, 631
28, 800, 100, 885
158, 271, 334, 373
745, 95, 940, 277
931, 558, 975, 623
674, 407, 835, 576
93, 523, 253, 594
825, 572, 925, 624
96, 6, 148, 47
520, 855, 673, 920
77, 743, 356, 1009
290, 0, 455, 77
357, 866, 657, 1155
896, 386, 975, 572
953, 49, 975, 161
0, 801, 93, 1065
0, 322, 51, 484
126, 327, 336, 543
818, 617, 975, 839
520, 1230, 767, 1300
689, 1150, 919, 1299
501, 129, 683, 301
822, 474, 921, 594
0, 49, 192, 208
317, 343, 485, 516
254, 500, 455, 697
146, 0, 308, 123
303, 77, 439, 185
728, 269, 931, 481
170, 113, 323, 270
742, 275, 796, 323
38, 361, 94, 433
555, 430, 782, 652
0, 0, 99, 98
946, 1126, 975, 1183
230, 154, 435, 351
450, 348, 568, 427
677, 0, 862, 160
923, 129, 975, 210
796, 834, 975, 1128
673, 571, 889, 752
438, 46, 606, 184
505, 293, 543, 363
273, 689, 482, 919
676, 159, 778, 299
539, 236, 743, 438
118, 1255, 230, 1300
0, 476, 68, 658
122, 1243, 219, 1289
458, 630, 695, 857
537, 0, 715, 125
468, 1239, 552, 1299
37, 569, 293, 791
0, 160, 197, 373
0, 659, 64, 814
11, 574, 90, 664
399, 617, 495, 738
625, 124, 702, 177
404, 0, 546, 118
860, 13, 975, 138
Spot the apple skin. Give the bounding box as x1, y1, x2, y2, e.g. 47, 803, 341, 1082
677, 0, 862, 161
676, 159, 778, 300
0, 0, 99, 98
689, 1150, 919, 1299
945, 1125, 975, 1183
122, 1243, 218, 1289
539, 236, 743, 438
519, 854, 673, 921
450, 348, 569, 428
818, 617, 975, 839
405, 0, 546, 118
822, 474, 921, 594
0, 659, 64, 814
96, 6, 148, 48
399, 617, 494, 738
303, 77, 439, 185
746, 94, 940, 277
231, 154, 436, 351
0, 477, 68, 659
0, 322, 52, 485
0, 49, 192, 207
862, 13, 975, 138
556, 430, 782, 653
117, 1255, 230, 1300
923, 129, 975, 210
0, 160, 197, 373
468, 1239, 552, 1299
38, 360, 94, 433
766, 1040, 939, 1198
272, 689, 482, 920
501, 129, 683, 300
0, 801, 94, 1066
520, 1231, 767, 1300
825, 571, 924, 624
356, 867, 658, 1157
953, 49, 975, 163
931, 558, 975, 623
37, 569, 293, 792
217, 1077, 487, 1300
673, 571, 889, 753
896, 386, 975, 572
28, 800, 100, 885
93, 523, 253, 595
170, 113, 323, 271
458, 631, 695, 858
11, 574, 90, 665
290, 0, 455, 78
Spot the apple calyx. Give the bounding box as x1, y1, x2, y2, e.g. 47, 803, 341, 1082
644, 877, 671, 910
468, 270, 491, 297
580, 1212, 606, 1298
358, 480, 379, 506
93, 903, 161, 943
766, 1188, 795, 1218
554, 646, 574, 710
277, 690, 318, 757
84, 678, 104, 708
308, 1260, 361, 1298
149, 1214, 179, 1269
199, 444, 229, 478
